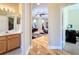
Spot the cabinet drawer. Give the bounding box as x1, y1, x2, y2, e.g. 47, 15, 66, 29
7, 34, 20, 39
0, 40, 7, 54
0, 36, 6, 40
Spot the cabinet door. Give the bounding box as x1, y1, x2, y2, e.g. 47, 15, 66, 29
0, 40, 6, 54
7, 35, 20, 51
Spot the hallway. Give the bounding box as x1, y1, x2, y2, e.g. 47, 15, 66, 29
29, 35, 70, 55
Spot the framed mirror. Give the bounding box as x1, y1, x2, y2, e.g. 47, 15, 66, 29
8, 17, 14, 30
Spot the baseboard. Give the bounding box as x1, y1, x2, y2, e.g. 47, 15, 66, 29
48, 46, 63, 50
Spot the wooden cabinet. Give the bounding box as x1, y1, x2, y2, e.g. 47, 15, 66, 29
7, 34, 21, 51
0, 36, 7, 54
0, 33, 21, 54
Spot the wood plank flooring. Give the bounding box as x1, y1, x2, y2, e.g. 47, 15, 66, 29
29, 34, 70, 55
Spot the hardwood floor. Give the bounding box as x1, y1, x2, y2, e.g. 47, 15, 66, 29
29, 34, 70, 55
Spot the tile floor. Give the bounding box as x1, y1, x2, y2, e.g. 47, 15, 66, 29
4, 48, 22, 55
64, 42, 79, 55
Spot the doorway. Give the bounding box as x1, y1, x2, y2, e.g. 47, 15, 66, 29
29, 3, 48, 55
63, 3, 79, 55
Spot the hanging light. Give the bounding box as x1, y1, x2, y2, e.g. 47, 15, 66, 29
33, 19, 36, 23
37, 14, 40, 17
42, 20, 44, 23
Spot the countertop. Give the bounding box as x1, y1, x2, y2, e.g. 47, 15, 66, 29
0, 31, 21, 36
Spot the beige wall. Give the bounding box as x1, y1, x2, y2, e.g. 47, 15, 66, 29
19, 4, 23, 16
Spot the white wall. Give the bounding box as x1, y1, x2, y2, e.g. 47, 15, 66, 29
48, 4, 63, 49
63, 4, 79, 30
0, 16, 8, 33
13, 16, 20, 32
21, 3, 32, 54
0, 15, 20, 34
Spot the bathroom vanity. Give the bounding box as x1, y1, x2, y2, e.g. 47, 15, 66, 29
0, 32, 21, 54
0, 4, 21, 54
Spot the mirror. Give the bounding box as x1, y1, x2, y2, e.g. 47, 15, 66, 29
8, 17, 14, 30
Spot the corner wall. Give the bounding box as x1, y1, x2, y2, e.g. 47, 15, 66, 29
48, 4, 63, 49
21, 3, 32, 54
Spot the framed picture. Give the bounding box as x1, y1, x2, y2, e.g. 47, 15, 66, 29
68, 24, 73, 28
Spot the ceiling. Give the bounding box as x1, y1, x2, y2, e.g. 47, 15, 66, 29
32, 3, 76, 20
32, 3, 48, 20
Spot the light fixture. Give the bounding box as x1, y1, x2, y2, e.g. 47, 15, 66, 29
33, 19, 36, 23
37, 14, 40, 17
37, 3, 40, 5
0, 7, 3, 10
42, 20, 44, 23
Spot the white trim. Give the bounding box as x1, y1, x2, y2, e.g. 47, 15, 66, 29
48, 46, 63, 50
60, 7, 64, 49
26, 46, 31, 55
